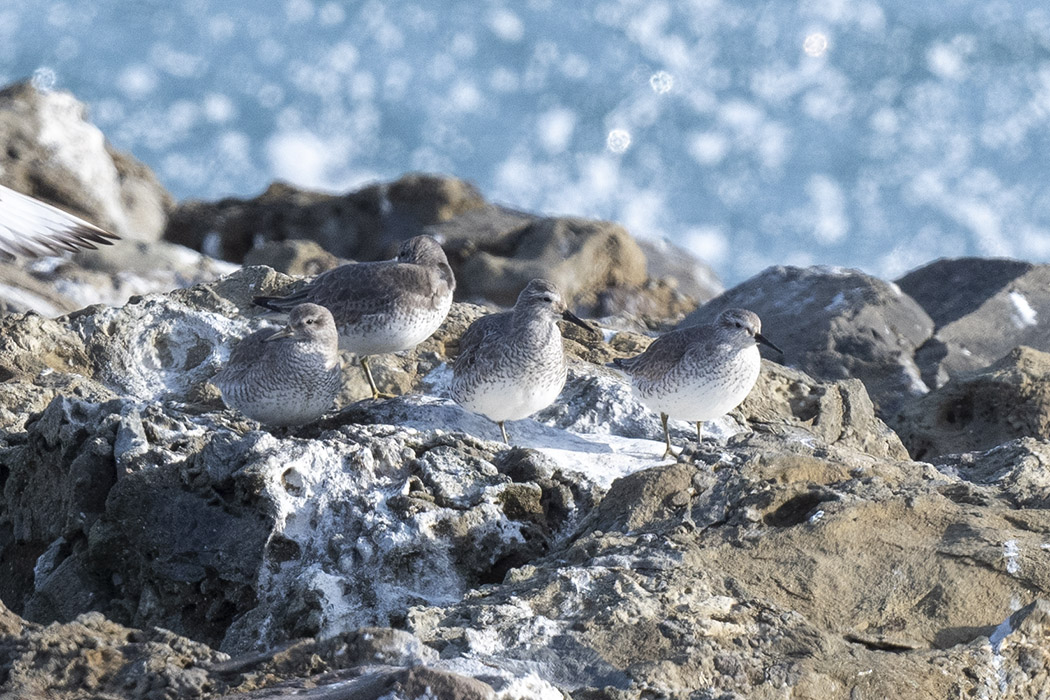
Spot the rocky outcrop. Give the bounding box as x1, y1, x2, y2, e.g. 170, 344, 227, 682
164, 175, 486, 265
2, 264, 1050, 697
680, 265, 935, 416
0, 82, 230, 315
897, 258, 1050, 389
895, 346, 1050, 461
163, 174, 717, 325
0, 81, 172, 241
0, 605, 227, 699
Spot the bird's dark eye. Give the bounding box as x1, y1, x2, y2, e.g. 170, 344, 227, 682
543, 295, 554, 302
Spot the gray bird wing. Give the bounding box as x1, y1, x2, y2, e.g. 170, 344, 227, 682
266, 261, 443, 324
213, 329, 275, 388
0, 184, 117, 259
453, 311, 513, 375
617, 325, 705, 383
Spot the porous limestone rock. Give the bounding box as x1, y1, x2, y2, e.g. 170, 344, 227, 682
895, 346, 1050, 461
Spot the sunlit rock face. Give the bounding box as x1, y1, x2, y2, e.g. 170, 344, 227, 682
0, 82, 171, 242
897, 258, 1050, 389
4, 261, 1050, 698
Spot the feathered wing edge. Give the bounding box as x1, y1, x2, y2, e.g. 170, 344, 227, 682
0, 184, 118, 259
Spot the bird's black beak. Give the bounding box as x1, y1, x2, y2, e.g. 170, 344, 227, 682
756, 333, 783, 354
265, 326, 296, 342
562, 309, 597, 335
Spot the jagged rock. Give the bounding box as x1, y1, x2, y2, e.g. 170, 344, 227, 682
930, 438, 1050, 510
895, 346, 1050, 461
164, 174, 485, 264
242, 239, 343, 277
0, 241, 237, 316
897, 258, 1050, 388
406, 425, 1050, 698
739, 360, 910, 461
0, 81, 172, 241
0, 602, 227, 700
680, 265, 935, 416
453, 216, 646, 309
430, 204, 715, 324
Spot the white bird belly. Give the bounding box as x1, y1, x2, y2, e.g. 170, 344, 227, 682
339, 297, 451, 355
635, 347, 761, 422
456, 373, 565, 423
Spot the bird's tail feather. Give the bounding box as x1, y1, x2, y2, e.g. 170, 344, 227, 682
253, 294, 299, 312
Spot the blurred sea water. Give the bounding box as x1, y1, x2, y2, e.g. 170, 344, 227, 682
5, 0, 1050, 284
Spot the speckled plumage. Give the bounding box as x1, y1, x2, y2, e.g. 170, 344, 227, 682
452, 279, 590, 443
213, 303, 341, 426
0, 183, 118, 259
611, 308, 779, 457
254, 235, 455, 398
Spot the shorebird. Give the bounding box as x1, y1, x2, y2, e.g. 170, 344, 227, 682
452, 278, 593, 444
253, 235, 455, 399
0, 183, 118, 259
610, 308, 781, 458
213, 303, 341, 426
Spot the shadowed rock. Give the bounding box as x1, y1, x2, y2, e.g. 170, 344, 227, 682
897, 258, 1050, 389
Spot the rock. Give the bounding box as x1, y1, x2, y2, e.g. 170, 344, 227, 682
242, 239, 343, 277
164, 173, 697, 325
2, 262, 1050, 697
680, 265, 935, 416
432, 206, 717, 326
0, 81, 172, 241
896, 258, 1050, 389
634, 237, 723, 307
0, 602, 227, 700
895, 346, 1050, 461
164, 174, 485, 265
0, 241, 238, 317
930, 438, 1050, 510
451, 216, 647, 310
407, 424, 1050, 698
739, 360, 910, 461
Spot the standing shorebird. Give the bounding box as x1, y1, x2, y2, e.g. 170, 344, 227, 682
452, 278, 593, 444
213, 303, 342, 426
0, 183, 118, 259
610, 308, 781, 458
253, 235, 455, 399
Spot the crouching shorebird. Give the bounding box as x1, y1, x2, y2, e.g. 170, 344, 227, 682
610, 308, 781, 458
452, 278, 593, 444
213, 303, 341, 426
0, 183, 118, 259
253, 235, 455, 399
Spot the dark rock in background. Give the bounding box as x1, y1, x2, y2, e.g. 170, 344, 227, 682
895, 346, 1050, 461
164, 173, 719, 325
897, 258, 1050, 389
164, 174, 485, 265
